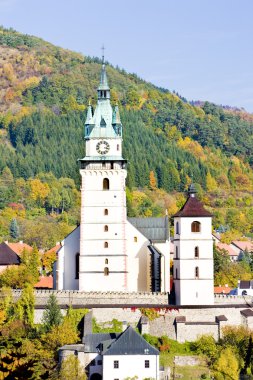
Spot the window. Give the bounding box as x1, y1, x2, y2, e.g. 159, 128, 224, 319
176, 222, 179, 234
176, 246, 178, 259
105, 258, 108, 264
104, 267, 109, 276
103, 178, 110, 190
104, 225, 108, 232
104, 241, 108, 248
104, 208, 108, 215
117, 144, 119, 151
113, 360, 119, 368
97, 360, 102, 365
90, 359, 95, 366
194, 246, 199, 258
191, 221, 201, 233
195, 267, 199, 278
134, 236, 138, 242
75, 253, 80, 279
145, 360, 150, 368
175, 268, 178, 279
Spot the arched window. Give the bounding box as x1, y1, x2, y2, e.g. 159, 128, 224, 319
104, 267, 109, 276
134, 236, 138, 242
117, 144, 119, 151
104, 225, 108, 232
75, 253, 80, 279
103, 178, 109, 190
104, 241, 108, 248
104, 208, 108, 215
176, 246, 178, 259
191, 221, 201, 233
176, 222, 180, 234
194, 246, 199, 258
195, 267, 199, 278
105, 258, 108, 264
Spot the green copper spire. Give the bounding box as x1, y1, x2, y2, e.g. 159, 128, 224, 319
85, 100, 93, 125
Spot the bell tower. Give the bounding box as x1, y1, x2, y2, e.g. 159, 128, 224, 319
78, 57, 128, 291
173, 184, 214, 305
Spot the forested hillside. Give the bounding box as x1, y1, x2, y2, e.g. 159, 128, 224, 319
0, 26, 253, 247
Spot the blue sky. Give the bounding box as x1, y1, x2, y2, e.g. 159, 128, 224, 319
1, 0, 253, 112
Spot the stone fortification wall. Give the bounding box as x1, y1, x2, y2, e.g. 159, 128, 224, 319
7, 290, 253, 340
214, 294, 252, 304
11, 290, 169, 306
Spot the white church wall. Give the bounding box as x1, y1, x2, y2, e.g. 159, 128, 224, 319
103, 354, 159, 380
126, 221, 150, 292
56, 226, 80, 290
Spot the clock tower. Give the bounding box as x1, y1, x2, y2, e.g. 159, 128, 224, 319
78, 58, 128, 291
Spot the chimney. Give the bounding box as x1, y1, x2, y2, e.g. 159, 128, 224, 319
19, 240, 23, 244
4, 240, 8, 245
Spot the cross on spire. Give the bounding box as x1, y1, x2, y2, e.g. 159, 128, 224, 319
101, 44, 105, 64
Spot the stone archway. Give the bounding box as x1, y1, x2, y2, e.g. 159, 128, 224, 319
90, 373, 102, 380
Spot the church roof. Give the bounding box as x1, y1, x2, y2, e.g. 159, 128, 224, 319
173, 196, 212, 218
0, 242, 20, 265
128, 216, 169, 242
103, 326, 159, 356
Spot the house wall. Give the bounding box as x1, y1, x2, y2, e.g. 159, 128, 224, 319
103, 354, 159, 380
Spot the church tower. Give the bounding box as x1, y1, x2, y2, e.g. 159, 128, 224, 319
173, 184, 214, 305
78, 58, 128, 291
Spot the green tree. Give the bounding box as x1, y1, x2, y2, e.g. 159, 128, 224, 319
15, 283, 35, 325
9, 218, 20, 240
42, 293, 63, 332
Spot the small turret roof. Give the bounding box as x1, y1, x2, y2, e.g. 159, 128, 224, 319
173, 184, 212, 218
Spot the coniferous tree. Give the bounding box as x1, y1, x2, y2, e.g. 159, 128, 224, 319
42, 293, 63, 332
9, 218, 19, 240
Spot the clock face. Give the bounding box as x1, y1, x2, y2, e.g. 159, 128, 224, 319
96, 140, 110, 155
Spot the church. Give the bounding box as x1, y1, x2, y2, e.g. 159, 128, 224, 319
54, 59, 171, 293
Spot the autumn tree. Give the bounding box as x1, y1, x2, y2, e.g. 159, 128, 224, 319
149, 171, 157, 190
59, 355, 87, 380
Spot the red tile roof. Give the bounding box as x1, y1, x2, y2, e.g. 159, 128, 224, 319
214, 285, 231, 294
173, 195, 212, 218
232, 241, 253, 252
8, 242, 33, 255
34, 276, 53, 289
217, 242, 238, 257
45, 243, 61, 255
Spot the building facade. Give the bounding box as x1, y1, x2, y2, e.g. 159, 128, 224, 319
55, 60, 170, 293
173, 184, 214, 305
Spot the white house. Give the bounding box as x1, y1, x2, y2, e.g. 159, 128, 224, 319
54, 58, 170, 293
59, 325, 160, 380
173, 184, 214, 305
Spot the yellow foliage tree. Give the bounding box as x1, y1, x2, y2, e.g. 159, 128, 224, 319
213, 347, 239, 380
206, 172, 217, 192
29, 179, 50, 206
59, 355, 87, 380
149, 171, 157, 190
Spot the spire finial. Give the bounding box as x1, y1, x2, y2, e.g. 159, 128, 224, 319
101, 44, 105, 64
